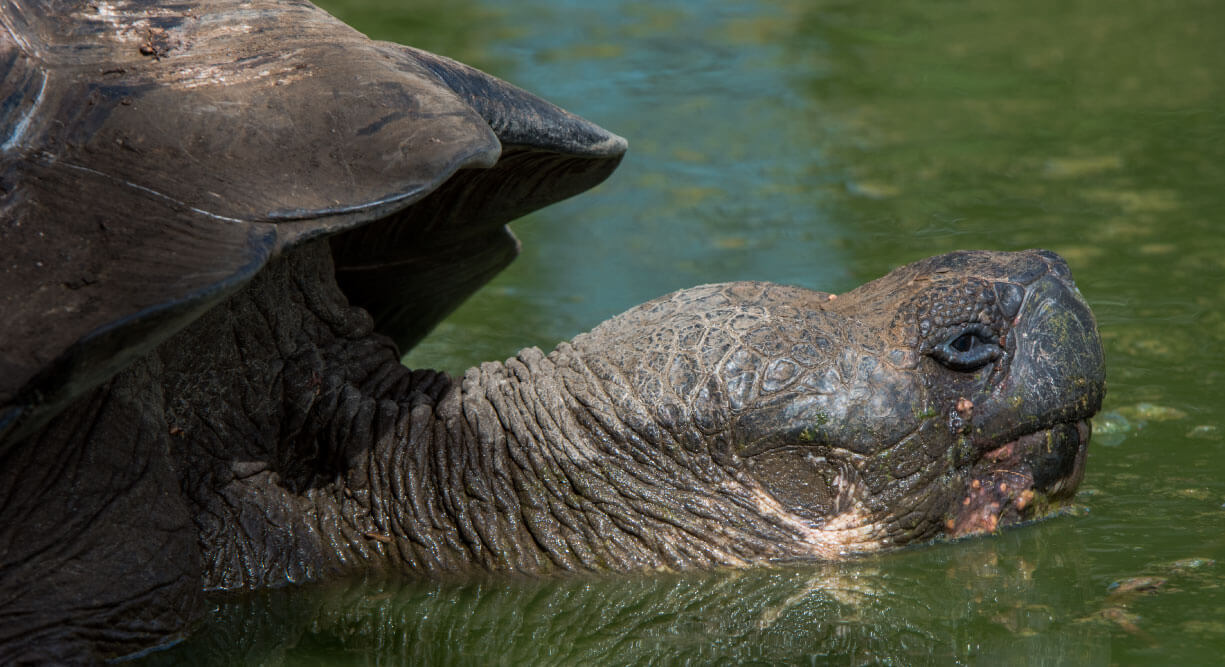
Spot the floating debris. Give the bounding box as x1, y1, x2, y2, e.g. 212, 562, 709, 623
1043, 154, 1123, 178
1116, 403, 1188, 422
1186, 424, 1221, 440
1091, 411, 1132, 446
1165, 558, 1215, 573
1107, 576, 1168, 596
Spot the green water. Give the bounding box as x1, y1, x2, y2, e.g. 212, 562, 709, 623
154, 0, 1225, 664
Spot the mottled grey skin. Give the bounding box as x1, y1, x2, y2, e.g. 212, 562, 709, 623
0, 242, 1103, 661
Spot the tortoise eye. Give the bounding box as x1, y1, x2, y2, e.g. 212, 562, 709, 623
950, 332, 978, 353
931, 324, 1000, 371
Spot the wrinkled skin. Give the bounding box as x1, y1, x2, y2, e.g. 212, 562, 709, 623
0, 246, 1104, 661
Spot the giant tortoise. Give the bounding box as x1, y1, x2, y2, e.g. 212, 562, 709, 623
0, 0, 1105, 661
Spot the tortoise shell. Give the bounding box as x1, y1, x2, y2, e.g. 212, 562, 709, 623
0, 0, 626, 446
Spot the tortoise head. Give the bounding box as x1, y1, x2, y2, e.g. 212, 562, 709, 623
575, 249, 1105, 555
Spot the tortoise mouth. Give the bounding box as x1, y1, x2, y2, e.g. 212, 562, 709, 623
946, 420, 1090, 538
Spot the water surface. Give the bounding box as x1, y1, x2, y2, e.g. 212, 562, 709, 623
153, 0, 1225, 663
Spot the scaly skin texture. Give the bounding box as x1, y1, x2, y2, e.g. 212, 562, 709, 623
0, 243, 1104, 661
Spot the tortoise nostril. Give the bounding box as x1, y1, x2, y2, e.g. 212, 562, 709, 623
993, 281, 1024, 318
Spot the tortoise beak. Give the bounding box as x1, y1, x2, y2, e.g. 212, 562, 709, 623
948, 251, 1104, 538
970, 254, 1106, 451
1025, 419, 1091, 500
947, 419, 1090, 538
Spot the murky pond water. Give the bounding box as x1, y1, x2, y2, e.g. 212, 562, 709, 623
151, 0, 1225, 663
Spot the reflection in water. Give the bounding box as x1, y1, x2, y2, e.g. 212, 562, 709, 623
154, 526, 1107, 665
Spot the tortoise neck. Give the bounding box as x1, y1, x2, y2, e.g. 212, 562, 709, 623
376, 344, 811, 576
160, 240, 811, 581
369, 350, 637, 574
